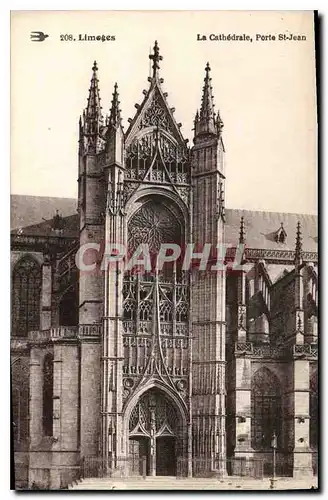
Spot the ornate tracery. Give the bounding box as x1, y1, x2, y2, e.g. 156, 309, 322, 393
128, 201, 182, 255
12, 256, 41, 337
122, 197, 190, 401
126, 132, 190, 186
129, 389, 179, 437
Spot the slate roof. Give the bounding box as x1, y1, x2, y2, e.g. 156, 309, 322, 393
225, 209, 318, 253
11, 195, 318, 253
11, 195, 77, 230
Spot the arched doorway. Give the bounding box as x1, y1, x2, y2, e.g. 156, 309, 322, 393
128, 388, 183, 476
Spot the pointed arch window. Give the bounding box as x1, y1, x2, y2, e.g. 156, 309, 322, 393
251, 368, 282, 450
11, 358, 29, 447
12, 256, 41, 337
43, 353, 54, 436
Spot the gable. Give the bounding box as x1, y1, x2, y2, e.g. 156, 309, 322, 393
125, 82, 186, 147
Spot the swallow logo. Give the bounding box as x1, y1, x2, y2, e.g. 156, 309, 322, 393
30, 31, 49, 42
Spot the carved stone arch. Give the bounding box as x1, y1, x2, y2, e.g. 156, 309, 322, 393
124, 379, 188, 426
125, 193, 188, 280
124, 381, 189, 476
122, 379, 188, 461
130, 125, 180, 148
11, 251, 44, 271
252, 366, 282, 391
12, 253, 42, 275
126, 187, 190, 239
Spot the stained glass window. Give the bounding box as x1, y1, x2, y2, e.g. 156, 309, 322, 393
12, 358, 29, 447
128, 201, 182, 256
251, 368, 282, 450
12, 257, 41, 337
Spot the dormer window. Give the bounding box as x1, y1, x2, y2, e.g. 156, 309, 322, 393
274, 223, 287, 244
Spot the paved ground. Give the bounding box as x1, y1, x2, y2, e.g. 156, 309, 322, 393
69, 476, 318, 491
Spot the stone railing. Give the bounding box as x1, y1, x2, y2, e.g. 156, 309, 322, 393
234, 341, 318, 360
234, 341, 285, 358
293, 343, 318, 359
28, 324, 102, 341
28, 327, 78, 341
78, 324, 102, 337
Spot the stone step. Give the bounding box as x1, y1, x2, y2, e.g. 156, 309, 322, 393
69, 476, 317, 491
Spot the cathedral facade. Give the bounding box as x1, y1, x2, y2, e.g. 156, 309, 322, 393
11, 42, 318, 489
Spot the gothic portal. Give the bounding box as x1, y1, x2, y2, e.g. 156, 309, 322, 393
11, 41, 318, 489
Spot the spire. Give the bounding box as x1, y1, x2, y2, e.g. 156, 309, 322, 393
85, 61, 102, 123
149, 40, 163, 78
108, 83, 122, 128
239, 216, 246, 244
83, 61, 103, 137
194, 62, 217, 137
200, 63, 215, 121
295, 221, 303, 265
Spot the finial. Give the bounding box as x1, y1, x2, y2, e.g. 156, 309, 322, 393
295, 221, 303, 264
108, 82, 122, 128
239, 216, 246, 244
149, 40, 163, 77
83, 60, 103, 149
194, 61, 217, 138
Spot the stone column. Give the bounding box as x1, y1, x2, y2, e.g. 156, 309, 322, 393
29, 348, 42, 448
292, 357, 312, 477
233, 356, 253, 458
40, 255, 52, 330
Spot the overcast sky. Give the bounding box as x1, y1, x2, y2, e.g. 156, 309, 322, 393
11, 10, 317, 214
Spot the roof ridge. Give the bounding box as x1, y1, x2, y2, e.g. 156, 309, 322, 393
225, 207, 317, 218
11, 194, 77, 201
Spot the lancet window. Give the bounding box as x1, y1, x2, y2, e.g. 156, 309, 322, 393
12, 256, 41, 337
